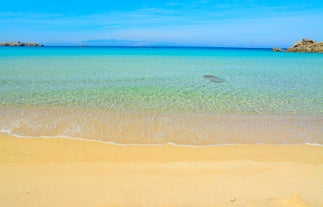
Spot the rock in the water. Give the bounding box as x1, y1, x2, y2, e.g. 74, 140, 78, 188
272, 47, 285, 52
203, 75, 225, 83
0, 41, 43, 47
286, 38, 323, 53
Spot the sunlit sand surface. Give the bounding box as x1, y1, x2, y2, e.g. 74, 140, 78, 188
1, 135, 322, 207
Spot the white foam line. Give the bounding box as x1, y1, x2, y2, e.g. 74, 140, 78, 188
304, 142, 323, 147
1, 130, 322, 147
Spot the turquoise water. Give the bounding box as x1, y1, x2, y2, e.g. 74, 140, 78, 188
1, 47, 322, 114
0, 47, 322, 144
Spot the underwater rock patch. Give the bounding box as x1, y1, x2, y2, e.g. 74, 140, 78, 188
203, 75, 225, 83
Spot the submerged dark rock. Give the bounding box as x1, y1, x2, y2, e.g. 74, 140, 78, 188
203, 75, 225, 83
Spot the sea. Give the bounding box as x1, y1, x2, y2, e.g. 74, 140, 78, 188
0, 46, 322, 145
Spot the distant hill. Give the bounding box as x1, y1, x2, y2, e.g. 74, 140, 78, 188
78, 39, 177, 47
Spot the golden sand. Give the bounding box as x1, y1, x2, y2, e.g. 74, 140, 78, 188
1, 135, 322, 207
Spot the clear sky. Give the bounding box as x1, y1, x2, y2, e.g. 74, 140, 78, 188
0, 0, 322, 47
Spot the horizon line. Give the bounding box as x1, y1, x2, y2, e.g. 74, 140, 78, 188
1, 45, 277, 49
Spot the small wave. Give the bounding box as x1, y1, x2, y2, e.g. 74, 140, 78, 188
1, 129, 322, 147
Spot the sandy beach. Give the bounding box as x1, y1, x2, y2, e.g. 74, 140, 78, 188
1, 134, 322, 207
1, 0, 323, 206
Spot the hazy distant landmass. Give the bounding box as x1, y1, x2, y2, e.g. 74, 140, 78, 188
80, 39, 182, 47
44, 39, 182, 47
82, 39, 148, 46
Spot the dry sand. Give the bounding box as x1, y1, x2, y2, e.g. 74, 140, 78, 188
0, 135, 322, 207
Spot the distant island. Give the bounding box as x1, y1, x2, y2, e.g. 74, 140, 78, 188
0, 41, 43, 47
273, 38, 323, 53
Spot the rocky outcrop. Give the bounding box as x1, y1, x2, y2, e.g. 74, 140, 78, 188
0, 41, 43, 47
286, 39, 323, 53
272, 47, 285, 52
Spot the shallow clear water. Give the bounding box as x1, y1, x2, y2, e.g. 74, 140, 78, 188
0, 47, 322, 144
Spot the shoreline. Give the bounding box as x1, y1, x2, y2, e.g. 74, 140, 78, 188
1, 131, 323, 147
1, 106, 322, 145
1, 135, 322, 207
1, 134, 323, 163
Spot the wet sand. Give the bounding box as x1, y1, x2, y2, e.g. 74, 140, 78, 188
0, 135, 322, 207
1, 106, 322, 145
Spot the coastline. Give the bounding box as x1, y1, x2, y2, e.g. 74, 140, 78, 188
1, 135, 322, 207
1, 106, 322, 145
1, 131, 323, 147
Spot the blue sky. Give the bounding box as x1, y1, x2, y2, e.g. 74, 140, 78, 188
0, 0, 322, 47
